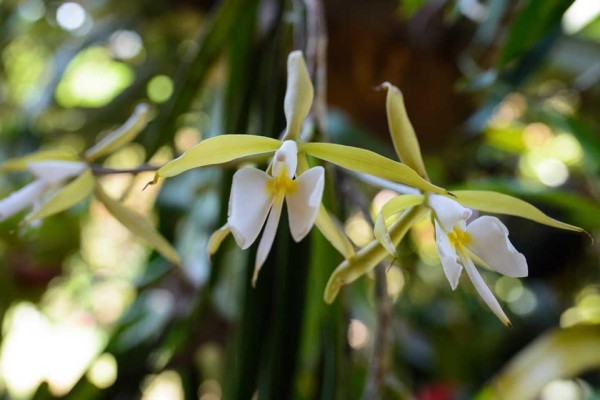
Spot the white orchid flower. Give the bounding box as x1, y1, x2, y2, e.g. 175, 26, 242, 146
428, 194, 528, 326
0, 160, 86, 222
227, 140, 324, 286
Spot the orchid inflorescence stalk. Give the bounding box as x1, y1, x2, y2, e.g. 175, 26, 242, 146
0, 51, 585, 326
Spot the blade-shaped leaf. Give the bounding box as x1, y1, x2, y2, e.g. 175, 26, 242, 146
24, 169, 95, 223
94, 184, 180, 264
300, 142, 448, 195
84, 103, 151, 161
1, 149, 79, 172
374, 194, 424, 256
282, 51, 314, 141
382, 82, 428, 179
324, 205, 428, 304
452, 190, 583, 232
154, 135, 281, 182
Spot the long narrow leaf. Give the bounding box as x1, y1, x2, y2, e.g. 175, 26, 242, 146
94, 184, 180, 264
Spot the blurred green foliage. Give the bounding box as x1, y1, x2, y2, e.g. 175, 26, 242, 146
0, 0, 599, 399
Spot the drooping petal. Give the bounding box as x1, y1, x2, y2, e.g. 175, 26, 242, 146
95, 184, 180, 264
434, 221, 463, 290
208, 224, 231, 257
0, 149, 79, 173
286, 166, 324, 242
272, 140, 298, 179
253, 194, 285, 286
460, 254, 512, 327
428, 194, 472, 232
374, 194, 425, 256
24, 168, 95, 223
466, 216, 528, 278
28, 161, 86, 184
282, 51, 314, 140
228, 168, 274, 249
0, 180, 47, 221
84, 103, 150, 161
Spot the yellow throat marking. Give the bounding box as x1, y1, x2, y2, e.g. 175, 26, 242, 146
267, 167, 297, 196
447, 226, 472, 253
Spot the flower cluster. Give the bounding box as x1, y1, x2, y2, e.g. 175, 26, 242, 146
1, 51, 584, 326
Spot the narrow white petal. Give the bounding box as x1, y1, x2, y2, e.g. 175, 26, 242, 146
253, 194, 285, 286
434, 220, 463, 290
466, 216, 528, 278
461, 254, 512, 327
228, 168, 274, 249
28, 161, 86, 184
272, 140, 298, 179
286, 166, 324, 242
0, 181, 47, 221
428, 194, 472, 231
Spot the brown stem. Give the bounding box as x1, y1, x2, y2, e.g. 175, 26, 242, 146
91, 164, 160, 176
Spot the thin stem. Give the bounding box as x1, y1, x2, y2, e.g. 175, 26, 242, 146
91, 164, 160, 175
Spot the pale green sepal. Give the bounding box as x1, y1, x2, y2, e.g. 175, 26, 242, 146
84, 103, 150, 161
382, 82, 428, 180
94, 184, 180, 265
208, 224, 231, 257
282, 51, 314, 141
153, 135, 281, 184
324, 205, 428, 304
1, 149, 79, 172
24, 169, 95, 223
315, 205, 355, 259
374, 213, 396, 257
453, 190, 584, 232
374, 194, 425, 256
300, 142, 448, 195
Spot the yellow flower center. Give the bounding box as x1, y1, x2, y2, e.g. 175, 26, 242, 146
267, 167, 297, 196
447, 226, 472, 253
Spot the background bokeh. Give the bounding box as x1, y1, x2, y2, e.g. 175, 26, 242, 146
0, 0, 599, 399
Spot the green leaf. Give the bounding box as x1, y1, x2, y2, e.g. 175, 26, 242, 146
452, 190, 584, 232
500, 0, 574, 66
84, 103, 151, 161
94, 184, 180, 264
0, 149, 79, 172
324, 205, 428, 304
300, 142, 448, 195
382, 82, 428, 179
24, 169, 95, 223
282, 51, 314, 141
154, 135, 281, 183
374, 194, 424, 256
